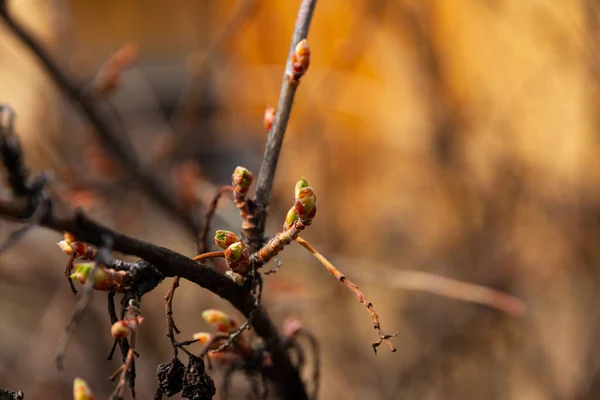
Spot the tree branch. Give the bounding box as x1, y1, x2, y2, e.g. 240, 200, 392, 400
0, 195, 307, 399
252, 0, 318, 245
0, 7, 201, 236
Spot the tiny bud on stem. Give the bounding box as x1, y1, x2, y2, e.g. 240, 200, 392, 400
264, 105, 275, 131
290, 39, 310, 81
111, 320, 130, 339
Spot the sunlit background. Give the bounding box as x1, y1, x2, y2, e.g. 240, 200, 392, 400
2, 0, 600, 399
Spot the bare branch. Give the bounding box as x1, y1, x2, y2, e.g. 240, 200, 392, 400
251, 0, 318, 249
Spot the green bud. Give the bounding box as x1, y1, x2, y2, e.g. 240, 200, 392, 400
295, 187, 316, 218
225, 242, 246, 263
70, 262, 106, 287
214, 230, 240, 249
294, 177, 311, 199
284, 207, 299, 230
232, 166, 254, 190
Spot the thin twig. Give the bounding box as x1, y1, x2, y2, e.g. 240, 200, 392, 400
214, 273, 263, 353
289, 329, 320, 400
199, 186, 233, 253
165, 277, 182, 357
166, 0, 261, 150
0, 7, 201, 236
295, 237, 398, 354
193, 251, 225, 261
357, 268, 527, 318
250, 0, 319, 250
110, 299, 141, 399
164, 186, 232, 358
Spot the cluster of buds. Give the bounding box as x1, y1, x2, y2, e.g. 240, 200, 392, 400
70, 262, 128, 292
290, 39, 310, 81
256, 178, 317, 264
192, 309, 252, 363
214, 230, 251, 282
73, 377, 94, 400
284, 178, 316, 230
57, 232, 96, 259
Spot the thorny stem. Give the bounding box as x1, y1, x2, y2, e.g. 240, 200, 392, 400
295, 237, 398, 354
251, 0, 319, 251
0, 6, 202, 237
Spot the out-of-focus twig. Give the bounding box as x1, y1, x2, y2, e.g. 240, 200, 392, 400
168, 0, 261, 137
358, 267, 527, 318
0, 6, 202, 236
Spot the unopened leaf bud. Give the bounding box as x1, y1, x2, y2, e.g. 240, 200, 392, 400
214, 230, 240, 249
73, 377, 94, 400
232, 166, 253, 192
290, 39, 310, 80
64, 232, 77, 244
57, 240, 74, 255
71, 241, 89, 257
263, 105, 275, 131
294, 178, 316, 219
70, 262, 107, 289
284, 207, 299, 230
202, 309, 238, 333
224, 242, 247, 264
192, 332, 212, 345
111, 320, 130, 339
294, 178, 311, 199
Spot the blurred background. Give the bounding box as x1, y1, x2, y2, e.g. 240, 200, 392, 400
1, 0, 599, 398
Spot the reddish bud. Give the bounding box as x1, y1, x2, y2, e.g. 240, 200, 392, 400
290, 39, 310, 80
263, 105, 275, 131
111, 320, 130, 339
224, 242, 248, 264
294, 178, 316, 220
64, 232, 77, 244
71, 241, 89, 257
202, 309, 238, 334
192, 332, 212, 345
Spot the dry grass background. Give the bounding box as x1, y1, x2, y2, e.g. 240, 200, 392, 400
1, 0, 600, 399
